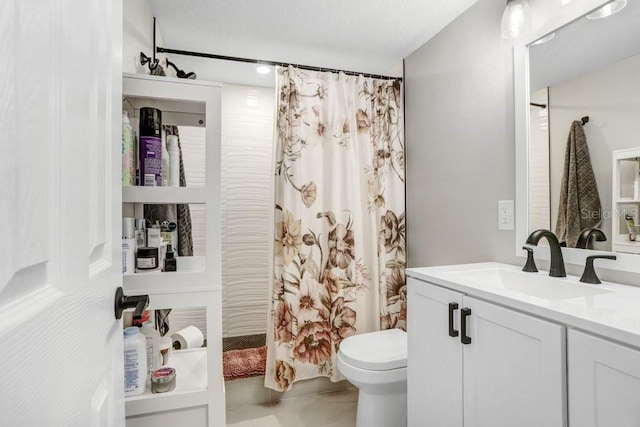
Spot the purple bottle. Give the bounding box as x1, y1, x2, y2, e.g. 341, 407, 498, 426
139, 107, 163, 186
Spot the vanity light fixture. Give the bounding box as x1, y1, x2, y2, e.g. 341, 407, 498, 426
586, 0, 627, 20
256, 65, 271, 74
501, 0, 533, 40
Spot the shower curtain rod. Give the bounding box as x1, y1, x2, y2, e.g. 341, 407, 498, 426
156, 47, 403, 81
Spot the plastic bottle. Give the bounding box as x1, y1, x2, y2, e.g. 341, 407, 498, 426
123, 326, 147, 397
140, 321, 161, 377
139, 107, 163, 187
122, 217, 136, 276
161, 130, 169, 186
167, 135, 180, 187
122, 111, 135, 186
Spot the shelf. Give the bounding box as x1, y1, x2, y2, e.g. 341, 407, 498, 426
123, 256, 207, 294
123, 271, 207, 294
616, 198, 640, 203
612, 236, 640, 254
122, 186, 206, 204
122, 73, 224, 426
125, 348, 208, 417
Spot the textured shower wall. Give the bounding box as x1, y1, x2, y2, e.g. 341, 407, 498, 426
168, 85, 274, 338
221, 84, 275, 337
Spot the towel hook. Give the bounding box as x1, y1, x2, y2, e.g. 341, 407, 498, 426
581, 116, 590, 125
140, 51, 159, 71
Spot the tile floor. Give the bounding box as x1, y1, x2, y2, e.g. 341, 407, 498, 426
226, 387, 358, 427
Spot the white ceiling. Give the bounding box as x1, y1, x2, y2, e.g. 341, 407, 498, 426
148, 0, 477, 85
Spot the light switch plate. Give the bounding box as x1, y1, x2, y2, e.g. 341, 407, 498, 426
498, 200, 514, 230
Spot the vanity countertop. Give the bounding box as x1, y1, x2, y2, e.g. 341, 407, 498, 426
407, 262, 640, 349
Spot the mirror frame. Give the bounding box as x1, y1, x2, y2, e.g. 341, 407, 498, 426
514, 0, 640, 274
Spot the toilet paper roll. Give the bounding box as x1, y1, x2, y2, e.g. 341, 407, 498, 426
171, 325, 204, 350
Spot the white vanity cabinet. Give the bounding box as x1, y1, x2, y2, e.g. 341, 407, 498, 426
568, 329, 640, 427
407, 277, 566, 427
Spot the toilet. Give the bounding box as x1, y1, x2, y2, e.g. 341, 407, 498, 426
337, 328, 407, 427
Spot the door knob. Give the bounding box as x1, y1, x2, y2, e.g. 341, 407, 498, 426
114, 286, 149, 320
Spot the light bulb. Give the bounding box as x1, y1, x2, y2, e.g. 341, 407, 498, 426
256, 65, 271, 74
501, 0, 533, 40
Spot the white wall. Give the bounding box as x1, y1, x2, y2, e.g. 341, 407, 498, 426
403, 0, 640, 282
221, 85, 274, 337
123, 0, 167, 74
123, 0, 402, 86
529, 88, 550, 233
162, 86, 274, 339
404, 0, 519, 268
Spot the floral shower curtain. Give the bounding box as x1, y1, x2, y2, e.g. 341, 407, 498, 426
265, 66, 406, 391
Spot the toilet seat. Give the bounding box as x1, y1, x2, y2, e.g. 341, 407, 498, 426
339, 328, 407, 371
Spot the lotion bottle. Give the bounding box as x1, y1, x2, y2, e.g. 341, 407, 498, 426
123, 327, 147, 397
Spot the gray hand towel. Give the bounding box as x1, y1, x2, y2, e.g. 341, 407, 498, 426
555, 121, 602, 247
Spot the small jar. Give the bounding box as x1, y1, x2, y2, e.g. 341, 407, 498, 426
151, 367, 176, 393
136, 247, 159, 272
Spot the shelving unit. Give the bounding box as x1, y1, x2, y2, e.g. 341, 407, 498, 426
612, 148, 640, 254
121, 73, 223, 427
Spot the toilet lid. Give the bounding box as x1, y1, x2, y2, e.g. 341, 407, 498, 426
338, 328, 407, 371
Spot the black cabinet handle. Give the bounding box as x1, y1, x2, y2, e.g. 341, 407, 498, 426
448, 303, 459, 337
461, 308, 472, 345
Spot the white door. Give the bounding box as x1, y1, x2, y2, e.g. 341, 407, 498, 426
407, 279, 463, 427
462, 296, 565, 427
569, 329, 640, 427
0, 0, 124, 425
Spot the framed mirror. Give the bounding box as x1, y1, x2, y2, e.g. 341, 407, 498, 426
515, 0, 640, 273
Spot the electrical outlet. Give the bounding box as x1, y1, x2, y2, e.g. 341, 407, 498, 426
498, 200, 514, 230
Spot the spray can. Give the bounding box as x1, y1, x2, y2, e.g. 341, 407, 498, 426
167, 135, 180, 187
139, 107, 163, 187
122, 111, 135, 186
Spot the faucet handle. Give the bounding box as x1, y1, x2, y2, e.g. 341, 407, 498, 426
522, 246, 538, 272
580, 255, 616, 284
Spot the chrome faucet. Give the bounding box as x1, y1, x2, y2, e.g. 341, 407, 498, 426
525, 229, 566, 277
575, 228, 607, 249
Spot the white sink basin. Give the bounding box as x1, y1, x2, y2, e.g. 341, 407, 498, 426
442, 267, 613, 300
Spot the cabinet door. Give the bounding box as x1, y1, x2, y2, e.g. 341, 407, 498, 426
462, 296, 566, 427
568, 329, 640, 427
407, 278, 464, 427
